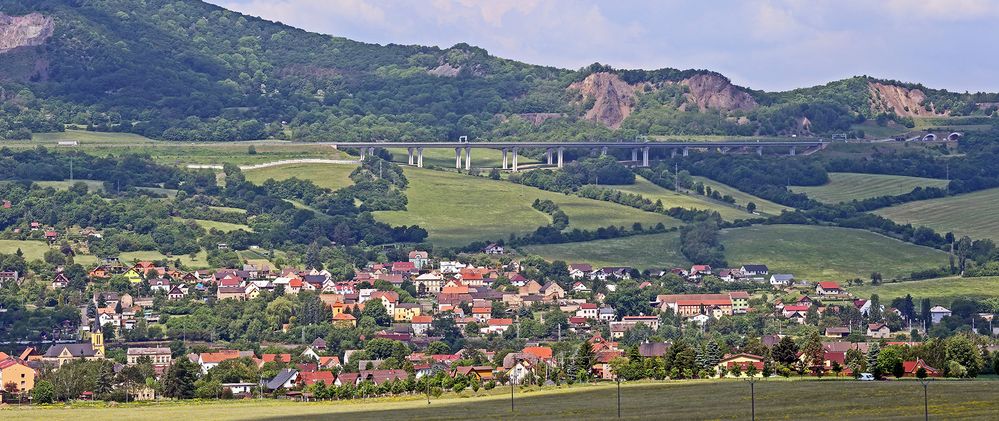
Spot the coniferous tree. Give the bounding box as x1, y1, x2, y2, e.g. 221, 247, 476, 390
162, 357, 198, 399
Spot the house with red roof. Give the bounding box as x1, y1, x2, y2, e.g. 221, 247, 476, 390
815, 281, 843, 296
521, 346, 553, 362
482, 318, 513, 334
902, 359, 941, 377
298, 371, 335, 386
717, 353, 765, 377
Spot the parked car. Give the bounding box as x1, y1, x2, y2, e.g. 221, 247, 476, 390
858, 373, 875, 381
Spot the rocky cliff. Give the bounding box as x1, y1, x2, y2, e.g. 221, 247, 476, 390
0, 13, 54, 54
680, 73, 757, 112
568, 72, 639, 128
868, 81, 945, 117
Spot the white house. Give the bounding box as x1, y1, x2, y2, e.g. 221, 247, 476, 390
769, 274, 794, 287
740, 264, 769, 276
930, 306, 952, 324
575, 303, 598, 319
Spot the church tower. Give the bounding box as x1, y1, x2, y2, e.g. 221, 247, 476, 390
91, 329, 105, 357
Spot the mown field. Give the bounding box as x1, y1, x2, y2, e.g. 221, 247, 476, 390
613, 176, 755, 221
374, 169, 680, 247
691, 176, 790, 216
873, 187, 999, 242
520, 231, 689, 270
13, 131, 349, 165
720, 225, 950, 281
243, 163, 358, 191
791, 172, 949, 204
6, 379, 998, 421
173, 217, 253, 233
0, 240, 98, 264
850, 276, 999, 306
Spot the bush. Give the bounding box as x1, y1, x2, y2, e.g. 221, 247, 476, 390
32, 380, 55, 404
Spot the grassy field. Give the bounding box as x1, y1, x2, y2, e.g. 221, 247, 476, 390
873, 187, 999, 241
243, 163, 357, 191
173, 218, 253, 233
850, 276, 999, 306
118, 250, 210, 268
720, 225, 950, 281
0, 240, 58, 261
6, 379, 998, 420
792, 172, 949, 204
520, 231, 688, 270
30, 180, 106, 192
613, 176, 755, 221
374, 168, 680, 247
691, 176, 790, 215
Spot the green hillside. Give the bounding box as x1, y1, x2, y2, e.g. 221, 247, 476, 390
243, 162, 358, 191
613, 176, 755, 221
792, 172, 949, 204
373, 168, 680, 247
849, 276, 999, 306
873, 187, 999, 241
520, 231, 688, 270
691, 176, 790, 215
720, 224, 950, 281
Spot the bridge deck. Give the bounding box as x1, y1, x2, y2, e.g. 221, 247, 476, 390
327, 141, 825, 149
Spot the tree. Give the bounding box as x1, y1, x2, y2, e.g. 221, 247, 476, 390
162, 357, 198, 399
916, 367, 928, 379
32, 380, 55, 404
746, 202, 756, 214
772, 336, 799, 365
801, 331, 825, 372
361, 299, 393, 326
575, 341, 596, 381
945, 335, 983, 377
869, 294, 883, 323
427, 341, 451, 356
867, 342, 882, 378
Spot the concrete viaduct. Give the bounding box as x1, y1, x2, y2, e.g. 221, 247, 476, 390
329, 141, 826, 171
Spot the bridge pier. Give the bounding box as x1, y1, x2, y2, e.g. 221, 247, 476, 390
642, 146, 650, 167
502, 148, 508, 170
417, 147, 424, 168
546, 148, 553, 165
360, 148, 366, 160
757, 146, 763, 156
557, 147, 564, 168
671, 149, 677, 159
512, 147, 519, 171
789, 146, 796, 156
683, 147, 689, 157
407, 147, 414, 165
631, 148, 639, 162
601, 146, 608, 156
455, 148, 462, 169
465, 147, 472, 170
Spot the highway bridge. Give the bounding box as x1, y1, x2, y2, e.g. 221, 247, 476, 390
328, 141, 827, 171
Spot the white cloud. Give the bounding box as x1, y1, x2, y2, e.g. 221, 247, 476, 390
881, 0, 999, 21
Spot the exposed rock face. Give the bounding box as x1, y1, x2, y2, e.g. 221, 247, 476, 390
0, 13, 54, 54
428, 63, 460, 77
680, 73, 757, 112
569, 72, 638, 128
868, 81, 944, 117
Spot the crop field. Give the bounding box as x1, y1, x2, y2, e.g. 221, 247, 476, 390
520, 231, 688, 270
873, 187, 999, 241
791, 172, 949, 204
613, 176, 756, 221
6, 379, 997, 421
173, 217, 253, 233
374, 169, 680, 247
720, 225, 950, 281
849, 276, 999, 306
243, 163, 358, 191
691, 176, 790, 216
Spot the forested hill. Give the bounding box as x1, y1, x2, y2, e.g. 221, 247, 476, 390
0, 0, 996, 142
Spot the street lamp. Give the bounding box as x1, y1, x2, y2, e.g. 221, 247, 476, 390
616, 376, 622, 418
747, 375, 758, 421
919, 378, 932, 421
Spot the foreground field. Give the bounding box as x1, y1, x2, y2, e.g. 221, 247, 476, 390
691, 176, 790, 216
374, 169, 679, 247
613, 176, 754, 221
849, 276, 999, 306
520, 231, 689, 270
7, 379, 997, 420
873, 187, 999, 242
791, 172, 949, 204
720, 225, 950, 281
243, 163, 358, 191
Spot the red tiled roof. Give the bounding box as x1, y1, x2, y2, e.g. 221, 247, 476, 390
817, 281, 841, 290
411, 315, 432, 324
200, 350, 241, 364
299, 371, 335, 386
261, 353, 291, 363
522, 346, 553, 360
487, 318, 513, 326
333, 313, 356, 320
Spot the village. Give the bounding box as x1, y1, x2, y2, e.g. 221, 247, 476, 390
2, 242, 993, 405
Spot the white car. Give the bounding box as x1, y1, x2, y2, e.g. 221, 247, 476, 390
858, 373, 875, 381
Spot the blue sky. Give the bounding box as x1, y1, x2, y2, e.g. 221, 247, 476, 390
210, 0, 999, 92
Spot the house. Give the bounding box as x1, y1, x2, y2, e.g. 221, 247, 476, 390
689, 265, 712, 277
657, 294, 734, 318
196, 350, 244, 374
593, 350, 624, 380
217, 286, 247, 300
598, 306, 617, 322
930, 306, 952, 324
576, 303, 598, 319
391, 261, 417, 274
568, 264, 593, 279
394, 302, 422, 321
740, 264, 769, 276
360, 369, 408, 385
716, 354, 765, 377
0, 271, 19, 286
411, 315, 433, 335
0, 357, 35, 392
167, 286, 186, 301
824, 326, 851, 338
769, 274, 794, 288
902, 359, 941, 377
452, 365, 495, 381
408, 250, 431, 270
222, 383, 257, 395
483, 243, 505, 254
127, 347, 172, 371
540, 282, 566, 301
815, 281, 843, 296
867, 323, 892, 339
51, 273, 71, 289
333, 313, 357, 328
259, 353, 292, 367
298, 371, 335, 386
482, 318, 513, 334
335, 373, 360, 387
122, 269, 143, 284
638, 342, 670, 358
150, 278, 171, 293
571, 281, 590, 293
265, 369, 299, 390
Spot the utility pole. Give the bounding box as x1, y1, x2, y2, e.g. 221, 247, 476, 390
617, 376, 622, 418
919, 378, 930, 421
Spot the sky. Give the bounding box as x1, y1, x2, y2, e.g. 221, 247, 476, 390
209, 0, 999, 92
